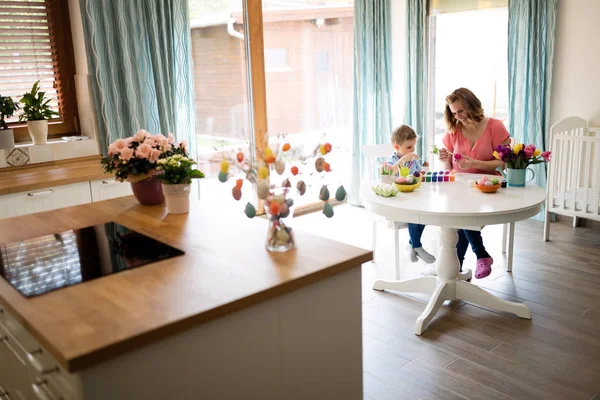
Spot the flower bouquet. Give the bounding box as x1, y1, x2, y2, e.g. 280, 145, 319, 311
379, 162, 394, 184
493, 143, 551, 187
217, 135, 346, 252
101, 130, 188, 205
156, 155, 205, 214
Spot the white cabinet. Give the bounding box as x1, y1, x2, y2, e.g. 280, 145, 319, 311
89, 179, 132, 202
0, 182, 92, 220
0, 325, 30, 400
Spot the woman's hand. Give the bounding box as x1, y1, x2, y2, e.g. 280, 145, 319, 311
438, 148, 450, 163
457, 155, 477, 170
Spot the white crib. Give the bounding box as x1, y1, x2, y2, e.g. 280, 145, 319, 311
543, 117, 600, 241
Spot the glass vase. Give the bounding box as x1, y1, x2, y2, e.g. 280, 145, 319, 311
264, 191, 295, 252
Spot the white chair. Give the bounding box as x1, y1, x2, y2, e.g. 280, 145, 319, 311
362, 143, 514, 278
362, 144, 407, 279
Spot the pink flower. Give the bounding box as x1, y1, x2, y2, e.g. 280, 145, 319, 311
119, 147, 134, 162
524, 144, 536, 158
149, 148, 162, 163
142, 137, 156, 147
136, 143, 152, 159
541, 151, 552, 162
108, 138, 128, 155
168, 132, 175, 142
159, 139, 172, 151
133, 129, 150, 143
151, 134, 166, 143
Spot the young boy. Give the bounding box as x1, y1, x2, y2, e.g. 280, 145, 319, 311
387, 125, 436, 264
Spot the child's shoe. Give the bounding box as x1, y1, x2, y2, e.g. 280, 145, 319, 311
414, 247, 436, 264
408, 246, 418, 263
475, 257, 493, 279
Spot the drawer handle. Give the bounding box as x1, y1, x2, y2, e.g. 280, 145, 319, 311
101, 180, 115, 185
32, 380, 60, 400
28, 190, 54, 197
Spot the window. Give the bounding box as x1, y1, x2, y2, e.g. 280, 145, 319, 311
0, 0, 78, 143
428, 1, 508, 167
264, 47, 289, 71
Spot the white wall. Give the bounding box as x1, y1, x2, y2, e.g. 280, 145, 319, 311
551, 0, 600, 127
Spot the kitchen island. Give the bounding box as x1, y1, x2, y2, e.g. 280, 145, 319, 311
0, 196, 372, 400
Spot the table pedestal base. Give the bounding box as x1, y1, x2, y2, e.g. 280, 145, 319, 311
372, 227, 531, 335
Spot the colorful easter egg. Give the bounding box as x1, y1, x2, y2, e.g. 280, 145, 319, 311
232, 186, 242, 201
323, 162, 331, 172
282, 143, 291, 152
218, 171, 228, 183
396, 176, 406, 184
315, 157, 325, 172
269, 201, 280, 215
275, 160, 285, 175
220, 160, 229, 173
491, 179, 499, 185
297, 180, 307, 195
484, 181, 493, 187
405, 177, 414, 184
324, 143, 332, 153
291, 166, 299, 176
236, 152, 244, 163
335, 185, 347, 201
319, 185, 330, 201
413, 171, 420, 178
244, 202, 256, 218
257, 180, 270, 199
258, 165, 269, 179
323, 202, 334, 218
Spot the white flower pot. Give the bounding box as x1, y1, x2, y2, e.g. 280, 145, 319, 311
0, 129, 15, 149
27, 120, 49, 145
380, 174, 395, 184
162, 183, 191, 214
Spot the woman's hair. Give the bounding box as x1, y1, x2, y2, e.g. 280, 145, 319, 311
444, 88, 485, 132
391, 125, 417, 145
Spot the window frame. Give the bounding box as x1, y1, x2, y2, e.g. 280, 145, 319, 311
5, 0, 79, 144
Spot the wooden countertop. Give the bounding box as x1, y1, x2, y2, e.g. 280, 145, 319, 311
0, 197, 372, 372
0, 156, 111, 195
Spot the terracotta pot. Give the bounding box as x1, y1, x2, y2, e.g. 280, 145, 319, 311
130, 177, 164, 205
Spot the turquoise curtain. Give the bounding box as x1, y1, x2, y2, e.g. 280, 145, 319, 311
79, 0, 196, 157
404, 0, 428, 159
350, 0, 393, 205
508, 0, 557, 219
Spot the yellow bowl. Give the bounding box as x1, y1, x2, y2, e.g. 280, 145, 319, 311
394, 182, 420, 193
475, 183, 501, 193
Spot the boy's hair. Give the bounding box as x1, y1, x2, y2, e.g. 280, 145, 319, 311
391, 125, 417, 145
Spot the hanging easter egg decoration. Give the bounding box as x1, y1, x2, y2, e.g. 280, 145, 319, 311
297, 180, 307, 195
279, 202, 290, 218
319, 185, 330, 201
257, 180, 270, 199
315, 157, 325, 172
235, 179, 243, 189
275, 160, 285, 175
236, 152, 244, 163
220, 160, 229, 174
335, 185, 347, 201
286, 198, 294, 208
258, 165, 269, 179
319, 145, 327, 155
291, 166, 299, 176
232, 186, 242, 201
323, 202, 334, 218
264, 147, 276, 164
282, 143, 291, 152
218, 171, 228, 183
282, 178, 292, 188
324, 143, 332, 153
323, 162, 331, 172
244, 202, 256, 218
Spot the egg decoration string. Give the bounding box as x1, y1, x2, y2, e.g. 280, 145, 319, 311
215, 133, 347, 252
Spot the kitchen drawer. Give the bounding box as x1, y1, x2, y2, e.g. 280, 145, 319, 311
0, 182, 92, 220
89, 179, 132, 202
0, 323, 30, 400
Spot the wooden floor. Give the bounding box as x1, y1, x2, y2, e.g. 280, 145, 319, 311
295, 205, 600, 400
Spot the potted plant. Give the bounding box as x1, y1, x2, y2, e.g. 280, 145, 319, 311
156, 154, 204, 214
493, 143, 551, 187
379, 161, 395, 184
0, 94, 19, 149
18, 80, 59, 144
101, 130, 188, 205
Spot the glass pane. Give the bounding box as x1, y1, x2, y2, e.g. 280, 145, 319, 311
262, 0, 354, 208
431, 8, 509, 169
188, 0, 254, 206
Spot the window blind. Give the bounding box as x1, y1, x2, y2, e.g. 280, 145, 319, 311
430, 0, 508, 15
0, 0, 62, 123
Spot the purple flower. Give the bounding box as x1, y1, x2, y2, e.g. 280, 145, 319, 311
454, 154, 462, 160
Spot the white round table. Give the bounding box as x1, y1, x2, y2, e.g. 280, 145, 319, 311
361, 173, 546, 335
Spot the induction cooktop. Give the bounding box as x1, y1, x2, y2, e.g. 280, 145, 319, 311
0, 222, 184, 298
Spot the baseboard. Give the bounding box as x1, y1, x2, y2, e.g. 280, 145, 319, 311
555, 214, 600, 230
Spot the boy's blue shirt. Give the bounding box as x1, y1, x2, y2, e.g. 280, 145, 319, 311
387, 152, 422, 175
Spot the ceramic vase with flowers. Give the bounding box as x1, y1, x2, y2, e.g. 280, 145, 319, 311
493, 143, 551, 187
101, 130, 188, 205
217, 136, 346, 252
156, 155, 205, 214
379, 162, 395, 184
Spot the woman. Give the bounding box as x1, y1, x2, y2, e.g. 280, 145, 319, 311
438, 88, 510, 279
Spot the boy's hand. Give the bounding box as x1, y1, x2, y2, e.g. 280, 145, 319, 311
399, 153, 419, 164
438, 148, 450, 162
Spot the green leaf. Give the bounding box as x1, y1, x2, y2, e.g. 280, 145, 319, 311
188, 169, 205, 179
